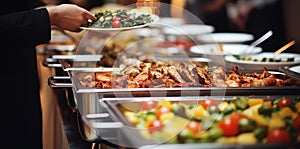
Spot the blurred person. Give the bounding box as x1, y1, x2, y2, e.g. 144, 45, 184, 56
0, 1, 95, 148
229, 0, 286, 52
184, 0, 237, 32
184, 0, 286, 52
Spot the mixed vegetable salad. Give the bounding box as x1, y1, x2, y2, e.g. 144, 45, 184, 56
87, 9, 154, 28
233, 55, 295, 62
123, 97, 300, 144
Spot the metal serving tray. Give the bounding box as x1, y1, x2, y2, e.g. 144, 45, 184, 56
92, 95, 300, 149
47, 68, 300, 97
72, 73, 300, 97
48, 75, 300, 148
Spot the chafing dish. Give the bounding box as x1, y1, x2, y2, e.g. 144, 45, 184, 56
68, 95, 300, 149
46, 54, 300, 149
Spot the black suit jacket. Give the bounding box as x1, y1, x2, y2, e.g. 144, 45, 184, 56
0, 1, 51, 148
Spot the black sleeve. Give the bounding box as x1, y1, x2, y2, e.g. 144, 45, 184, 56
0, 8, 51, 48
28, 0, 46, 9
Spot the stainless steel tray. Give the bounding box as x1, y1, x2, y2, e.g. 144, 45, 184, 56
47, 70, 300, 97
101, 95, 300, 149
279, 66, 300, 81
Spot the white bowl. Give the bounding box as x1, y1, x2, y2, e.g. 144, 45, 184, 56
189, 44, 262, 55
197, 32, 254, 43
162, 24, 215, 36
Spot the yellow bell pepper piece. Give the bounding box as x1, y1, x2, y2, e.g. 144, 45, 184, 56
248, 98, 264, 107
278, 107, 297, 119
295, 102, 300, 113
242, 104, 262, 119
268, 116, 285, 130
158, 100, 172, 108
124, 111, 138, 125
253, 114, 269, 127
160, 112, 174, 123
237, 133, 257, 144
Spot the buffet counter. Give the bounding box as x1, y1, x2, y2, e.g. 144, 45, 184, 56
37, 47, 96, 149
38, 17, 300, 148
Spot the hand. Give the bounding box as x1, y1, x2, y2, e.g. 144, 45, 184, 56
46, 4, 96, 32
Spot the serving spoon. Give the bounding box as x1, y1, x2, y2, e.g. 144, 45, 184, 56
274, 40, 295, 56
244, 30, 273, 54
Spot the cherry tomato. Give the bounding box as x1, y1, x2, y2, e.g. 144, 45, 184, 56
200, 98, 218, 109
231, 113, 248, 122
173, 41, 195, 50
148, 120, 164, 134
140, 101, 158, 111
277, 97, 292, 108
267, 129, 291, 143
155, 106, 171, 118
112, 16, 121, 21
292, 115, 300, 132
112, 20, 121, 28
218, 116, 239, 137
187, 121, 202, 134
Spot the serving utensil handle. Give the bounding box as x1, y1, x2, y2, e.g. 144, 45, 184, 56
48, 76, 73, 88
42, 58, 62, 68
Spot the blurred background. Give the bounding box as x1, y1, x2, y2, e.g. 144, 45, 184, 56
42, 0, 300, 53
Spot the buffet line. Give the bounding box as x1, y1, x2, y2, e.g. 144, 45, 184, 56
42, 11, 300, 149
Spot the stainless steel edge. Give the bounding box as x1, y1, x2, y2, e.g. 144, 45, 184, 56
279, 66, 300, 81
48, 76, 73, 88
52, 54, 103, 61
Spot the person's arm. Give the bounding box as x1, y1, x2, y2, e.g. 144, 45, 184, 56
0, 8, 51, 48
0, 3, 96, 48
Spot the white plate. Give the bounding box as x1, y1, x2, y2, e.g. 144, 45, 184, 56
189, 44, 262, 55
197, 32, 254, 43
152, 17, 185, 27
162, 24, 215, 36
80, 12, 159, 31
225, 52, 300, 70
289, 65, 300, 73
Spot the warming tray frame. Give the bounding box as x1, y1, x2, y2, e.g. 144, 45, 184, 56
100, 95, 300, 149
45, 68, 300, 97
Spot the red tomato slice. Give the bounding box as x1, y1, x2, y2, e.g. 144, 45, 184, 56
292, 115, 300, 132
148, 120, 164, 134
112, 20, 121, 28
173, 41, 195, 50
231, 113, 248, 122
140, 101, 158, 111
155, 106, 171, 118
112, 16, 121, 21
267, 128, 291, 143
200, 98, 218, 109
187, 121, 202, 134
218, 116, 239, 137
277, 97, 292, 108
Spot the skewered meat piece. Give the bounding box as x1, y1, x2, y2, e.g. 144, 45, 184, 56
194, 67, 211, 85
178, 63, 197, 82
96, 72, 111, 82
167, 66, 186, 83
78, 62, 299, 88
